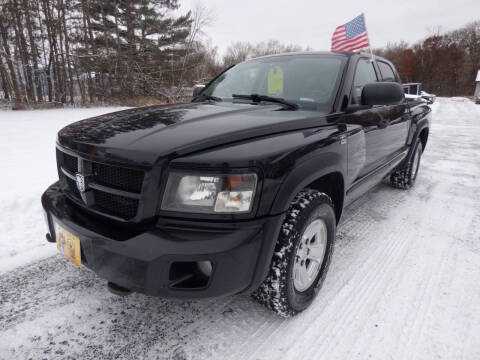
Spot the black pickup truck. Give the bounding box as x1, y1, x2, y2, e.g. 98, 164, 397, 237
42, 51, 431, 317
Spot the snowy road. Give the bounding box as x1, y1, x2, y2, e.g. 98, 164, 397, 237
1, 98, 480, 360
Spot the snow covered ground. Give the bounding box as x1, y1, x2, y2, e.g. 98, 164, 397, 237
0, 107, 128, 274
0, 98, 479, 359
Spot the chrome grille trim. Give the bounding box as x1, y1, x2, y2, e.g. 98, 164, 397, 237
57, 149, 145, 220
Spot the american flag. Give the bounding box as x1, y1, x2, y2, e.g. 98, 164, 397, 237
331, 14, 370, 52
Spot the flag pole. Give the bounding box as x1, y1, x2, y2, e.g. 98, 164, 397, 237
362, 13, 375, 62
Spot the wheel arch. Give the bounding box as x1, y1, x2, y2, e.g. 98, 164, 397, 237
404, 114, 430, 167
270, 160, 346, 224
419, 127, 429, 152
304, 173, 344, 223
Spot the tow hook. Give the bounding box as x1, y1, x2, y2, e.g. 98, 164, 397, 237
107, 282, 132, 296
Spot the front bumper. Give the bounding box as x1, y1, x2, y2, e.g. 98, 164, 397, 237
42, 182, 284, 299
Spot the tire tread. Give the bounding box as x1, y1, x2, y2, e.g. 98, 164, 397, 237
252, 189, 333, 317
390, 141, 423, 190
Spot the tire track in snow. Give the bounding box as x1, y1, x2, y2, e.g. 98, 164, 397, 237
235, 187, 414, 360
403, 242, 452, 360
0, 256, 234, 360
297, 221, 415, 359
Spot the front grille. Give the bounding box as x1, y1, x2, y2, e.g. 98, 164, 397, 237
92, 163, 144, 193
93, 191, 139, 219
66, 177, 81, 197
63, 153, 78, 173
57, 149, 145, 220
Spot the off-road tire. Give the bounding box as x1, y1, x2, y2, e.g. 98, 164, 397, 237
390, 140, 423, 190
252, 189, 336, 317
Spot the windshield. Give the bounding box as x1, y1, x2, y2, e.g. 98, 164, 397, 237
201, 55, 345, 110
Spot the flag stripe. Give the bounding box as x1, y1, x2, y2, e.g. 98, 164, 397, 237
332, 37, 368, 51
332, 31, 346, 39
336, 38, 369, 52
340, 40, 370, 52
346, 42, 371, 52
333, 34, 368, 49
332, 34, 367, 47
332, 33, 347, 42
333, 31, 346, 37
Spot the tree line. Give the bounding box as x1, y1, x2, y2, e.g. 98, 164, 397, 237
374, 21, 480, 97
0, 0, 219, 109
0, 0, 478, 109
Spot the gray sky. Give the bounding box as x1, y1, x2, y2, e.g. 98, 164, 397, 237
179, 0, 479, 56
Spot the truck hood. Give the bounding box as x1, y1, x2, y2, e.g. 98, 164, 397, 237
57, 102, 332, 166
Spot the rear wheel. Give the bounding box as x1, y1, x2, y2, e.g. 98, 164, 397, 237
252, 189, 336, 317
390, 140, 423, 190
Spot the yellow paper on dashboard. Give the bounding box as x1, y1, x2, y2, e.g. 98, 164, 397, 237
268, 66, 284, 96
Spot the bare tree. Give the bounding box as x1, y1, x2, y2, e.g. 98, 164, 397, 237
376, 21, 480, 96
223, 42, 253, 67
0, 7, 23, 107
22, 0, 43, 102
223, 40, 305, 67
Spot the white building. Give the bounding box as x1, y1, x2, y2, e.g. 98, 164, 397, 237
475, 70, 480, 97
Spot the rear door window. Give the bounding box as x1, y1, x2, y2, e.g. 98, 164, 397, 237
378, 61, 397, 81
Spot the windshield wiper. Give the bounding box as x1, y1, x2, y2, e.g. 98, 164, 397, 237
193, 94, 222, 102
232, 94, 298, 110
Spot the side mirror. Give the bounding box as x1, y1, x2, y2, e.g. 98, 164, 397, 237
192, 84, 206, 98
362, 82, 405, 106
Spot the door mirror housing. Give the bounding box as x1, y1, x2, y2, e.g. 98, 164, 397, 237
192, 84, 206, 98
362, 82, 405, 106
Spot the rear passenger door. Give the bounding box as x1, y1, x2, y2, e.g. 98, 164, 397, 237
375, 60, 410, 157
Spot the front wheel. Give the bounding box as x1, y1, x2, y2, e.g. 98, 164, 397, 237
252, 189, 336, 317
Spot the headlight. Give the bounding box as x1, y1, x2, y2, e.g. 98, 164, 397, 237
161, 171, 258, 214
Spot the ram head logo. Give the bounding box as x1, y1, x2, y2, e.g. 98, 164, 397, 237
75, 173, 86, 193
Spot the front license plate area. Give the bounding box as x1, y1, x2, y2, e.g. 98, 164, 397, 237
55, 222, 81, 267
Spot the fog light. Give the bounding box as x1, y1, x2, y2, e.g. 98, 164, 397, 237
197, 260, 213, 277
169, 261, 212, 289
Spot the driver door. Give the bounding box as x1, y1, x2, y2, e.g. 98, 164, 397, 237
346, 57, 392, 178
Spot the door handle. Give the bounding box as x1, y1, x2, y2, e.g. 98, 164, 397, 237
378, 119, 389, 129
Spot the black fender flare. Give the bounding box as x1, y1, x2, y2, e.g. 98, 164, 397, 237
269, 152, 346, 215
404, 112, 430, 166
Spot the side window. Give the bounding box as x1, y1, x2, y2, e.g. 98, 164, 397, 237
352, 59, 378, 103
378, 61, 396, 81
